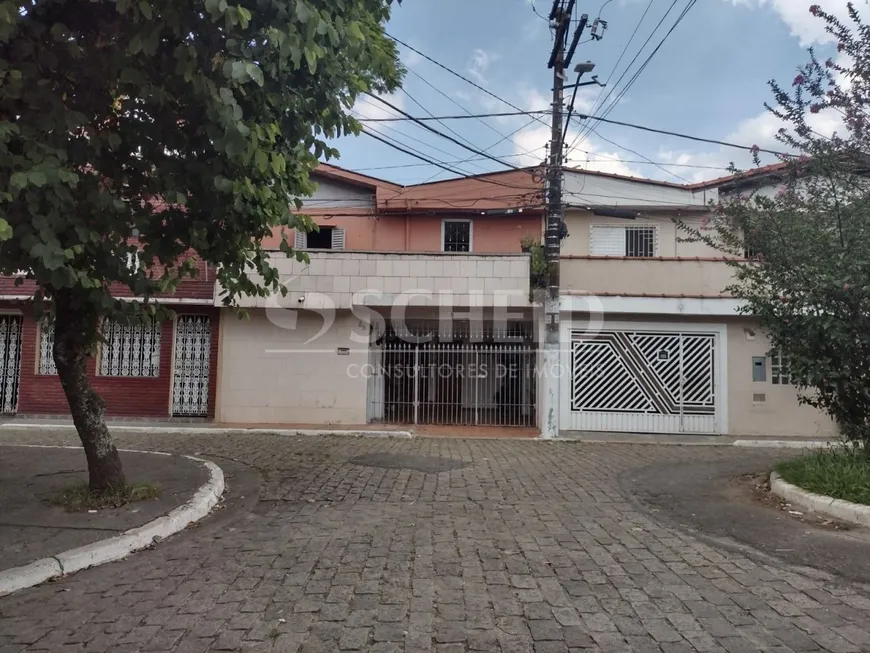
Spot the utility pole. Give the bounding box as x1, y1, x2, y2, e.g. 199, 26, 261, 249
541, 0, 589, 439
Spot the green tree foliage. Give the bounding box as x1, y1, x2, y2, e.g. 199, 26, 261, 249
686, 4, 870, 445
0, 0, 402, 490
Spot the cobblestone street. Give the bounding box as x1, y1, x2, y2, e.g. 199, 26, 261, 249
2, 432, 870, 652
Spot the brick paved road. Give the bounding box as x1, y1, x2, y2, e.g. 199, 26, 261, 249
2, 432, 870, 653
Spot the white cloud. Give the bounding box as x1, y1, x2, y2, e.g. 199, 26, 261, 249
727, 0, 853, 46
656, 103, 845, 183
467, 49, 500, 84
352, 93, 406, 121
511, 124, 641, 177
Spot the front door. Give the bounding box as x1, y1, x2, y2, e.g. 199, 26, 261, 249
171, 315, 211, 417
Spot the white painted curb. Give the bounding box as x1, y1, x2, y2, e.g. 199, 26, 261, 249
0, 449, 224, 597
0, 423, 412, 439
770, 471, 870, 528
734, 440, 833, 449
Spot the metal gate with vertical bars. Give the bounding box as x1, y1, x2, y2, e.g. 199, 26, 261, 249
567, 329, 718, 434
171, 315, 211, 417
368, 340, 536, 427
0, 315, 22, 415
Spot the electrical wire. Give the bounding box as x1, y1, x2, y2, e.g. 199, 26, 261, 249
385, 33, 550, 130
595, 0, 698, 127
358, 109, 550, 122
573, 0, 656, 146
359, 104, 792, 158
365, 93, 526, 171
398, 87, 483, 155
359, 128, 543, 193
586, 126, 691, 183
352, 110, 490, 173
351, 156, 730, 173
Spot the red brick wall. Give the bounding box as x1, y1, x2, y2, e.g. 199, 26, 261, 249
11, 304, 220, 419
0, 256, 214, 301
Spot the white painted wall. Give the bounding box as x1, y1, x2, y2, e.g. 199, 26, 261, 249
216, 308, 369, 425
563, 171, 716, 208
302, 175, 375, 209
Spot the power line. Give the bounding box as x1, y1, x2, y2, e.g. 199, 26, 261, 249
572, 113, 788, 157
587, 126, 691, 183
595, 0, 698, 127
578, 0, 678, 142
358, 110, 550, 122
359, 127, 543, 193
572, 0, 655, 146
365, 93, 526, 171
351, 156, 730, 173
398, 87, 484, 155
352, 110, 490, 173
402, 68, 536, 151
385, 33, 550, 130
359, 103, 791, 158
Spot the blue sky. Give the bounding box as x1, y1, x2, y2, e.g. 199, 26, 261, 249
329, 0, 847, 185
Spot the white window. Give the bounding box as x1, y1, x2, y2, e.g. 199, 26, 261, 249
770, 350, 793, 385
38, 320, 56, 375
293, 226, 345, 250
590, 225, 657, 257
98, 319, 161, 377
442, 220, 472, 252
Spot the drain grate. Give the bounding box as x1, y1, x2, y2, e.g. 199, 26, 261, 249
349, 453, 468, 473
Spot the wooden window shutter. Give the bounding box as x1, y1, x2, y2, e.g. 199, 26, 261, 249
331, 227, 346, 250
294, 229, 306, 249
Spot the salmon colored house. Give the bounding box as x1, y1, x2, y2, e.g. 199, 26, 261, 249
272, 164, 544, 254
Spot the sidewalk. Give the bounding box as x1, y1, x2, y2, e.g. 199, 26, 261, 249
0, 417, 539, 439
0, 445, 207, 572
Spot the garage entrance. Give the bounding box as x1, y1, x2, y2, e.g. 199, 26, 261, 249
563, 326, 722, 434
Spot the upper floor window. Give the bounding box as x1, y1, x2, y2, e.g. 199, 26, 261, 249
98, 319, 161, 377
443, 220, 472, 252
293, 226, 345, 250
590, 225, 657, 257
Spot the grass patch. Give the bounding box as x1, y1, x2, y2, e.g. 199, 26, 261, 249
52, 483, 161, 512
776, 446, 870, 505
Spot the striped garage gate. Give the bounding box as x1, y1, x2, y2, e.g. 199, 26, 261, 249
562, 324, 724, 434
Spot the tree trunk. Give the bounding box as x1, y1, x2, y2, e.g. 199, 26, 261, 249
52, 289, 125, 493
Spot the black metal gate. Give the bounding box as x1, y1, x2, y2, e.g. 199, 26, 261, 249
367, 323, 536, 427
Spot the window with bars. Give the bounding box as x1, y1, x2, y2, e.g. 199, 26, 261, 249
442, 220, 472, 252
38, 320, 56, 375
98, 319, 161, 377
590, 225, 657, 257
770, 350, 793, 385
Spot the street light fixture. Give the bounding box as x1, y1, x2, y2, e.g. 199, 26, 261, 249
574, 61, 595, 76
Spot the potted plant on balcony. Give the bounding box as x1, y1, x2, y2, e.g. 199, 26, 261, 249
520, 234, 538, 253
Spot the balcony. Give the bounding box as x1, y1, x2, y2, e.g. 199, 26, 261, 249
227, 251, 531, 309
560, 256, 736, 298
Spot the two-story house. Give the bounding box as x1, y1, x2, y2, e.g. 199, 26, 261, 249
0, 160, 838, 439
214, 164, 545, 428
555, 165, 836, 439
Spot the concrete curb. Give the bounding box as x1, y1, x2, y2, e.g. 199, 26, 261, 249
0, 448, 225, 597
0, 423, 413, 439
770, 471, 870, 528
734, 439, 833, 449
